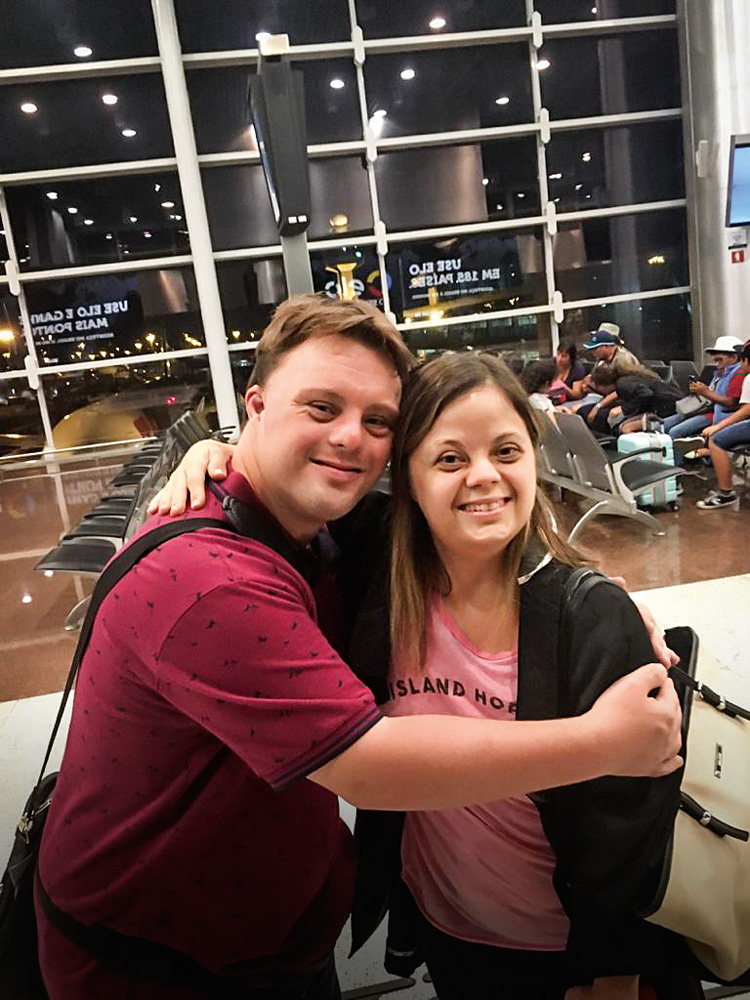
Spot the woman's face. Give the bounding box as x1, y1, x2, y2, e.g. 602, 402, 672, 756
407, 384, 537, 565
556, 348, 568, 367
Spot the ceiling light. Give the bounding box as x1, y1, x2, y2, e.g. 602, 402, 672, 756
585, 193, 592, 199
175, 214, 182, 220
46, 191, 58, 200
255, 31, 270, 41
517, 192, 525, 198
20, 102, 38, 114
74, 45, 93, 58
21, 594, 33, 605
582, 151, 592, 162
482, 177, 489, 186
496, 204, 503, 211
400, 68, 416, 81
495, 96, 510, 106
537, 58, 551, 70
105, 233, 114, 240
101, 93, 118, 105
329, 78, 345, 90
84, 218, 94, 225
161, 200, 175, 208
429, 16, 446, 29
144, 231, 152, 238
129, 215, 138, 223
554, 197, 561, 203
592, 6, 598, 12
121, 127, 137, 138
549, 172, 562, 180
67, 206, 78, 214
154, 183, 161, 192
329, 213, 349, 228
373, 109, 387, 118
575, 183, 583, 190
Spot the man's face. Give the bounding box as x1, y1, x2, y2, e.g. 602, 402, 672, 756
709, 352, 736, 372
235, 334, 402, 541
591, 344, 615, 362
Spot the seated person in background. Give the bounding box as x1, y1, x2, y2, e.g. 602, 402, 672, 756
663, 337, 744, 452
577, 325, 641, 426
521, 358, 563, 418
589, 364, 682, 436
549, 343, 587, 403
696, 341, 750, 509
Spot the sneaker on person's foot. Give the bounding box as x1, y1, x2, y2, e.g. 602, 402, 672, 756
696, 491, 739, 510
673, 436, 706, 461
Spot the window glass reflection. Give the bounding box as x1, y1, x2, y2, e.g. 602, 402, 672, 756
42, 357, 217, 450
403, 313, 552, 359
187, 61, 362, 153
553, 208, 688, 301
24, 267, 205, 367
204, 159, 372, 251
387, 231, 546, 324
6, 173, 189, 272
546, 120, 684, 211
176, 0, 351, 50
0, 292, 25, 373
377, 137, 540, 233
559, 293, 691, 363
356, 0, 526, 37
364, 45, 533, 137
534, 0, 675, 24
0, 76, 174, 174
538, 31, 680, 119
0, 1, 156, 70
0, 376, 45, 457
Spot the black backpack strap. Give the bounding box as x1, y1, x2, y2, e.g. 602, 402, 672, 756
34, 517, 229, 790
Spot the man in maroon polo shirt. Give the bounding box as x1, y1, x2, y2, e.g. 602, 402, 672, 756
36, 295, 683, 999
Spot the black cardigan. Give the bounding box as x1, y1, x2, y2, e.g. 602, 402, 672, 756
330, 492, 682, 983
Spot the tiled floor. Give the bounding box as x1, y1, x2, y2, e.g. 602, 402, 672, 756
0, 452, 748, 996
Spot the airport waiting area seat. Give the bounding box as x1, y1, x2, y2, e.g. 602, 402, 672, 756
539, 412, 688, 543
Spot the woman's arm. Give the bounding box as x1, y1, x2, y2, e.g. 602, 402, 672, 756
147, 439, 236, 514
703, 401, 750, 437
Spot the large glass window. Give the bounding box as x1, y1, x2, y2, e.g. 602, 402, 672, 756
187, 61, 362, 151
0, 76, 174, 174
377, 136, 541, 232
387, 231, 547, 323
559, 292, 691, 362
0, 292, 25, 373
204, 158, 372, 251
356, 0, 527, 37
403, 313, 552, 358
364, 45, 533, 137
546, 121, 684, 212
176, 0, 352, 50
538, 31, 681, 120
534, 0, 675, 23
0, 0, 157, 70
553, 208, 688, 301
6, 173, 189, 272
41, 356, 216, 449
0, 375, 46, 457
24, 267, 204, 367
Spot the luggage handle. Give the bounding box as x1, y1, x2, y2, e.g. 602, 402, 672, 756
680, 792, 749, 842
669, 665, 750, 723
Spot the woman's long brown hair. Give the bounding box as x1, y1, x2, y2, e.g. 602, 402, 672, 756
389, 351, 587, 671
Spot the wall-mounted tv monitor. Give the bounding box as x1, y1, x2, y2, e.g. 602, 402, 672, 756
726, 134, 750, 227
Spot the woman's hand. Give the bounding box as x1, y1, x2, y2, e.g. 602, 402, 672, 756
608, 577, 679, 668
147, 440, 236, 515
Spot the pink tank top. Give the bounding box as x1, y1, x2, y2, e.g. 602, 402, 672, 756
382, 597, 570, 950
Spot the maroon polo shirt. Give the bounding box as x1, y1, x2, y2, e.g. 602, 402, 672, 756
37, 470, 381, 997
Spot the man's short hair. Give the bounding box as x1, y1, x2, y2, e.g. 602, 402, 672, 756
250, 294, 415, 386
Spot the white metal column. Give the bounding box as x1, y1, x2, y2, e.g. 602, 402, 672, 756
151, 0, 239, 432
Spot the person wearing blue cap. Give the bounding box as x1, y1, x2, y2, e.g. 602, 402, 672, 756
578, 324, 640, 430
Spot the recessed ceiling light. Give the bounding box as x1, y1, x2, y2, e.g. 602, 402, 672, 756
496, 204, 503, 210
400, 68, 416, 81
46, 191, 58, 200
154, 183, 161, 192
67, 207, 78, 214
84, 218, 94, 225
586, 193, 592, 199
329, 78, 345, 90
482, 178, 489, 186
121, 127, 137, 138
74, 45, 93, 58
429, 16, 446, 29
105, 233, 114, 240
582, 151, 592, 162
495, 96, 510, 106
20, 102, 38, 114
517, 192, 526, 198
554, 197, 561, 203
537, 58, 551, 70
129, 216, 138, 223
592, 6, 598, 12
161, 201, 175, 208
549, 172, 563, 180
575, 183, 583, 190
101, 93, 118, 106
144, 231, 152, 238
373, 109, 387, 118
